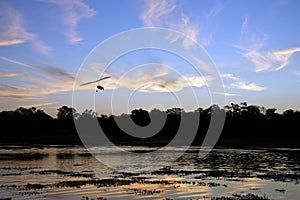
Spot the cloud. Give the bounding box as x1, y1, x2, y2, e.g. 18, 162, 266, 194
241, 47, 300, 72
0, 72, 23, 77
79, 63, 209, 93
174, 14, 199, 48
0, 56, 74, 83
0, 95, 36, 102
229, 81, 266, 91
41, 66, 74, 83
141, 0, 176, 27
188, 55, 214, 73
22, 102, 56, 108
221, 73, 239, 81
0, 86, 33, 95
0, 77, 73, 102
241, 16, 249, 35
141, 0, 224, 47
237, 17, 300, 72
0, 86, 37, 102
204, 2, 224, 22
0, 56, 38, 70
221, 73, 265, 91
0, 57, 75, 102
212, 92, 241, 97
0, 3, 51, 54
140, 0, 199, 48
40, 0, 96, 44
119, 74, 208, 93
223, 92, 241, 97
0, 39, 24, 46
237, 17, 269, 50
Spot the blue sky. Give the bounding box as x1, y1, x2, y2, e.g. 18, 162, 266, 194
0, 0, 300, 116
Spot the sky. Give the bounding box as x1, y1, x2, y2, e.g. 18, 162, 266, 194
1, 0, 300, 117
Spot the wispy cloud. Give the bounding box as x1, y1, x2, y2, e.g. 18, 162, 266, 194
0, 3, 51, 54
141, 0, 176, 27
237, 17, 300, 72
0, 39, 24, 46
41, 66, 74, 83
0, 86, 33, 95
141, 0, 198, 48
223, 92, 241, 97
0, 56, 39, 70
0, 56, 74, 83
240, 16, 249, 35
212, 92, 241, 97
40, 0, 96, 44
241, 47, 300, 72
0, 72, 23, 77
221, 73, 265, 91
0, 77, 73, 102
229, 81, 266, 91
0, 86, 36, 102
0, 95, 36, 102
141, 0, 222, 48
237, 16, 269, 50
174, 14, 199, 48
221, 73, 239, 81
79, 63, 209, 93
22, 102, 56, 108
116, 74, 208, 93
204, 2, 224, 22
0, 57, 75, 102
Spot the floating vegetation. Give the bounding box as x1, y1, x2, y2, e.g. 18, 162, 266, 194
274, 188, 286, 193
0, 153, 47, 160
29, 169, 94, 178
0, 175, 226, 191
81, 196, 107, 200
0, 147, 299, 199
0, 167, 40, 170
152, 166, 300, 183
16, 190, 44, 196
153, 167, 253, 179
73, 163, 84, 166
56, 153, 74, 159
211, 193, 271, 200
257, 172, 300, 183
1, 173, 22, 176
25, 183, 48, 190
126, 187, 163, 195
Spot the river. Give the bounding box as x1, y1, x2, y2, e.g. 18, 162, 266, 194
0, 146, 299, 199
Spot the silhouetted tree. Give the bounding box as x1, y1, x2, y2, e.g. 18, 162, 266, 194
131, 108, 150, 126
166, 108, 183, 118
150, 108, 165, 118
78, 109, 97, 120
241, 105, 261, 117
231, 103, 242, 116
283, 109, 295, 117
1, 103, 300, 146
57, 106, 79, 120
202, 104, 220, 116
195, 107, 204, 114
265, 108, 277, 120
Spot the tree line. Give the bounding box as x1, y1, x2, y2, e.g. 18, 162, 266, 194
0, 103, 299, 147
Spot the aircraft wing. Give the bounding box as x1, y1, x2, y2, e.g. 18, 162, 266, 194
80, 76, 111, 86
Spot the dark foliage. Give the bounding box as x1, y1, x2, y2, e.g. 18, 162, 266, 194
0, 103, 299, 147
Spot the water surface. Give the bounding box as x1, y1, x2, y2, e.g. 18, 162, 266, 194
0, 146, 299, 199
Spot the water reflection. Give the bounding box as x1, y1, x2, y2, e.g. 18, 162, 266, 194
0, 146, 299, 199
